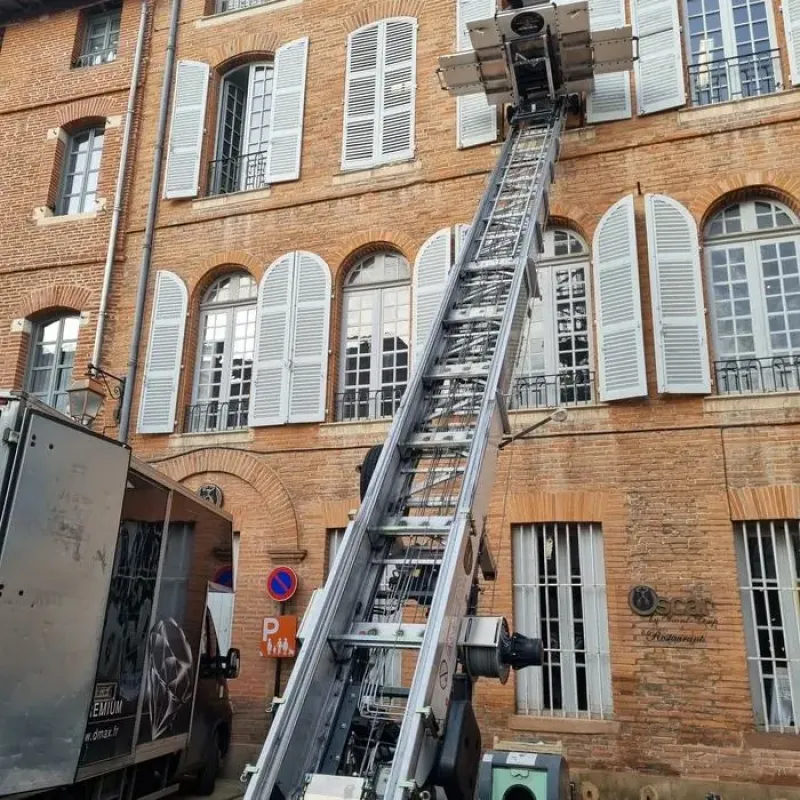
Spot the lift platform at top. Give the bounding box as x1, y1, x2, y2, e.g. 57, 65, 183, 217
438, 0, 637, 113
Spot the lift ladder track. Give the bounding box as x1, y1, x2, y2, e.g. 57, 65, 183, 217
244, 100, 566, 800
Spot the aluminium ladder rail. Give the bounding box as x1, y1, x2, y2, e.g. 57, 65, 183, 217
244, 100, 566, 800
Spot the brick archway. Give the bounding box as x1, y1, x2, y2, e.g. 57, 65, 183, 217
690, 171, 800, 230
549, 201, 595, 245
157, 449, 301, 550
18, 285, 92, 318
341, 0, 426, 32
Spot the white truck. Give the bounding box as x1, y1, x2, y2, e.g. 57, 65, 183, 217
0, 392, 241, 800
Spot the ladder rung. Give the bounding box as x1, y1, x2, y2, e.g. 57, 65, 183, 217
375, 516, 453, 537
446, 307, 504, 324
331, 622, 427, 649
375, 557, 442, 566
406, 431, 473, 449
404, 497, 457, 509
426, 363, 491, 381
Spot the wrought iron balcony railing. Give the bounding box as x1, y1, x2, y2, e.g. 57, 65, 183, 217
184, 399, 249, 433
714, 356, 800, 396
74, 47, 118, 68
688, 49, 782, 107
508, 370, 596, 410
336, 387, 406, 422
207, 150, 269, 196
215, 0, 272, 13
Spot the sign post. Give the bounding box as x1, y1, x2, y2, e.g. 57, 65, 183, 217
263, 566, 300, 716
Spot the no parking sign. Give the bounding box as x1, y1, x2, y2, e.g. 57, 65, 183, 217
266, 565, 298, 603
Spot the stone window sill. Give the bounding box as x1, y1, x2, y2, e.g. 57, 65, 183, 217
191, 186, 272, 211
704, 391, 800, 413
678, 87, 799, 126
508, 715, 620, 735
168, 428, 253, 448
32, 200, 107, 225
195, 0, 301, 28
333, 158, 420, 186
744, 730, 800, 751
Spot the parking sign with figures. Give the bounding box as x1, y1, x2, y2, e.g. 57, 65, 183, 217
260, 616, 297, 658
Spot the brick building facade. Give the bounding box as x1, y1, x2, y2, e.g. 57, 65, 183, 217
2, 0, 800, 797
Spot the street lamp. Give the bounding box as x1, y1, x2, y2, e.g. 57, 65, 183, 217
67, 364, 126, 426
499, 406, 568, 450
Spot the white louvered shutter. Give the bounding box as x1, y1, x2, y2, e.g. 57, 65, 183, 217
163, 61, 209, 199
413, 229, 451, 368
343, 25, 380, 169
456, 0, 497, 148
783, 0, 800, 85
587, 0, 632, 123
267, 38, 309, 183
632, 0, 685, 114
645, 195, 710, 394
249, 255, 293, 426
381, 19, 416, 162
138, 271, 187, 434
592, 195, 647, 401
288, 252, 331, 423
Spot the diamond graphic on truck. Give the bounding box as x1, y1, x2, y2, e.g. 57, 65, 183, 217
147, 618, 194, 739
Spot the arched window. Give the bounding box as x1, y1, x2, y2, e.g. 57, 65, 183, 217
57, 125, 104, 215
512, 229, 594, 409
705, 198, 800, 393
26, 314, 81, 412
211, 62, 274, 195
339, 252, 411, 420
189, 271, 257, 432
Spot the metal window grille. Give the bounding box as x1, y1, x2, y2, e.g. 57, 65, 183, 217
513, 523, 613, 718
57, 128, 104, 216
734, 521, 800, 733
26, 315, 80, 413
77, 8, 121, 67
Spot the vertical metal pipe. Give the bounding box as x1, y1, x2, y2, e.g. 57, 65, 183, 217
91, 0, 148, 367
118, 0, 182, 442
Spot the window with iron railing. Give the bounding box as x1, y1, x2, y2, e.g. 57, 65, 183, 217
684, 0, 782, 107
187, 272, 256, 433
705, 199, 800, 395
75, 5, 121, 67
209, 63, 274, 196
337, 253, 410, 422
511, 229, 595, 410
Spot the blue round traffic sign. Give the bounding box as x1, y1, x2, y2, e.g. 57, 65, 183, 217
266, 566, 298, 602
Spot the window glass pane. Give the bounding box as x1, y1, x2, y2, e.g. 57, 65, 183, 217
191, 272, 256, 432
27, 316, 80, 409
58, 129, 104, 216
340, 253, 410, 420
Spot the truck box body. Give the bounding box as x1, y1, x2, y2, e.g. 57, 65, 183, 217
0, 394, 235, 797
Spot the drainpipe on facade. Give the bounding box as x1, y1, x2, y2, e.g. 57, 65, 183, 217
118, 0, 182, 443
91, 0, 148, 367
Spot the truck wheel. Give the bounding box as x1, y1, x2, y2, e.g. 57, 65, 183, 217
195, 731, 221, 796
359, 445, 383, 501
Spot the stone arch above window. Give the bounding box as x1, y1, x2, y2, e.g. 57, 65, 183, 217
208, 34, 281, 71
19, 285, 92, 319
340, 0, 425, 31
